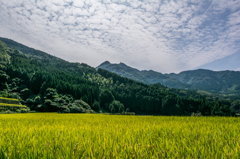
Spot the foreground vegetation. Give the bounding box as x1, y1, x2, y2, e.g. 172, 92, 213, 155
0, 113, 240, 158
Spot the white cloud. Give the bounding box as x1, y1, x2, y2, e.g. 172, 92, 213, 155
51, 0, 65, 6
228, 11, 240, 26
73, 1, 84, 8
0, 0, 240, 73
72, 8, 82, 16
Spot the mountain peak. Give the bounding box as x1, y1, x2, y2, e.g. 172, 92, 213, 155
98, 61, 111, 67
102, 61, 111, 65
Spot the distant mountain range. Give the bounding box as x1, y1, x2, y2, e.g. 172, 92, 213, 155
97, 61, 240, 95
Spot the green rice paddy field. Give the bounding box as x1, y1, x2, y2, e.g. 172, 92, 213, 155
0, 113, 240, 158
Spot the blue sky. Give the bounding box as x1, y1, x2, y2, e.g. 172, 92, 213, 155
0, 0, 240, 73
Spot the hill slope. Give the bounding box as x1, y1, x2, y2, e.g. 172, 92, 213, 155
97, 61, 190, 89
166, 69, 240, 94
97, 61, 240, 95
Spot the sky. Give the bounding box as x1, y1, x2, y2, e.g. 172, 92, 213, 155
0, 0, 240, 73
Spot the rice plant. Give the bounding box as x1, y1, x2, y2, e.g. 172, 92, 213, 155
0, 103, 26, 108
0, 113, 239, 158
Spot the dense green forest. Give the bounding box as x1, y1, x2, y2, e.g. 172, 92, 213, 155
0, 38, 239, 116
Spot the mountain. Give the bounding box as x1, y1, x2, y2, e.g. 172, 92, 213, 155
97, 61, 191, 89
97, 61, 240, 95
166, 69, 240, 94
0, 37, 96, 73
0, 37, 238, 116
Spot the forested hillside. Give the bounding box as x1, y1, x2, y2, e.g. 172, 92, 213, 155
97, 61, 190, 89
166, 69, 240, 95
98, 61, 240, 95
0, 37, 238, 116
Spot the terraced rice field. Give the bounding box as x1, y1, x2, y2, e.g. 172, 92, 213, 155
0, 113, 240, 158
0, 97, 26, 111
0, 103, 26, 108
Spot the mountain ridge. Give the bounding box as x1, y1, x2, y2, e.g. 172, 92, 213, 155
97, 61, 240, 95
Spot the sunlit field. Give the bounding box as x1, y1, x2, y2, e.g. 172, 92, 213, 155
0, 113, 240, 158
